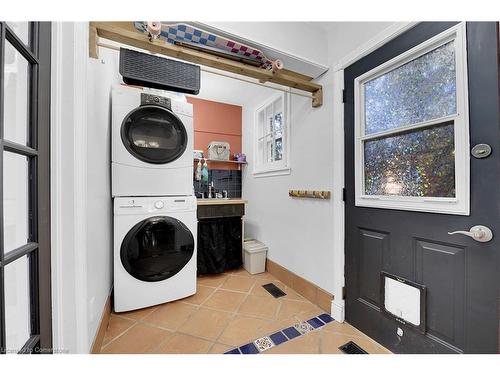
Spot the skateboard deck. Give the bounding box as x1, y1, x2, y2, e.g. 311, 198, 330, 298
134, 21, 283, 71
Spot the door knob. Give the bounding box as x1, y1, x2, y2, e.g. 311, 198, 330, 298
448, 225, 493, 242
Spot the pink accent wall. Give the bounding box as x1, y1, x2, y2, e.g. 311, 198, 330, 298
187, 97, 242, 170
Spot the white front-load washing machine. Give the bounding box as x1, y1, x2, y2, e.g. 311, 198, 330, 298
113, 195, 197, 312
112, 85, 194, 197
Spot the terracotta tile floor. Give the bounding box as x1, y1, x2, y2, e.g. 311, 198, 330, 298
100, 268, 390, 354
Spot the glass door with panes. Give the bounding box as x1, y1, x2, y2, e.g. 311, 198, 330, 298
0, 22, 51, 354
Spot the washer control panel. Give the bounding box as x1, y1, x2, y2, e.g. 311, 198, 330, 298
154, 200, 165, 209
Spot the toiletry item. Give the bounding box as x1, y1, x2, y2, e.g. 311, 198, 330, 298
195, 159, 202, 181
234, 153, 246, 162
201, 159, 209, 183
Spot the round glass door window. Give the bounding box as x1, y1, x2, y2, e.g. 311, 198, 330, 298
121, 105, 188, 164
121, 216, 195, 282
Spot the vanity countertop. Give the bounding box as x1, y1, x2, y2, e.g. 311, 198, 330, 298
197, 198, 248, 206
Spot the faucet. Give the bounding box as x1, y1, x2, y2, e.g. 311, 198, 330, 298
208, 181, 214, 199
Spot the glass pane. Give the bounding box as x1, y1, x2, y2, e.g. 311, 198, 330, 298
3, 40, 29, 146
364, 41, 456, 135
6, 22, 30, 45
5, 255, 31, 353
3, 152, 29, 253
364, 123, 455, 197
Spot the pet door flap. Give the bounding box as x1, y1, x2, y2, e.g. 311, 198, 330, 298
381, 272, 426, 332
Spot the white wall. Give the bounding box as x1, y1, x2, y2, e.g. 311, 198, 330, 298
326, 22, 395, 67
85, 42, 120, 348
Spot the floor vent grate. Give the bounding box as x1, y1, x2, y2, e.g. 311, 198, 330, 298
339, 341, 368, 354
262, 283, 287, 298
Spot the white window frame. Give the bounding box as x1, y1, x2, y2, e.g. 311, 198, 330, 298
354, 23, 470, 215
253, 92, 291, 177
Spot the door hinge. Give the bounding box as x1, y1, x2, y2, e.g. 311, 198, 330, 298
342, 187, 346, 202
342, 286, 346, 299
342, 89, 346, 103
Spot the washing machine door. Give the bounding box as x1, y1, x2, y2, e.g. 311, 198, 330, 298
120, 216, 195, 282
121, 105, 188, 164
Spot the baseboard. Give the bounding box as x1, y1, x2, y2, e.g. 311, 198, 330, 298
331, 300, 345, 322
90, 292, 112, 354
266, 259, 334, 313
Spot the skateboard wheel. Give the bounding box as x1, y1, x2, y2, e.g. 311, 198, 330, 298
272, 59, 284, 72
147, 22, 162, 39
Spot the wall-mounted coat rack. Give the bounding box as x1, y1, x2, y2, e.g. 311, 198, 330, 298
89, 22, 323, 108
289, 190, 331, 199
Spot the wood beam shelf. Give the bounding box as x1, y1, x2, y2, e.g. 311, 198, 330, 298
89, 22, 323, 108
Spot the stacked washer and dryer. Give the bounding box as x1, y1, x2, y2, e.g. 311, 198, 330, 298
112, 86, 197, 312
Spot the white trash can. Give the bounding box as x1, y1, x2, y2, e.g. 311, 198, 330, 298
243, 239, 268, 274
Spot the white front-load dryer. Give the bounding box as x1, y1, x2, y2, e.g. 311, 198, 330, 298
112, 85, 194, 197
113, 196, 197, 312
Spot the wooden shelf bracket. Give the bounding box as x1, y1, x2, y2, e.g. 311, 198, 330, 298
89, 22, 324, 108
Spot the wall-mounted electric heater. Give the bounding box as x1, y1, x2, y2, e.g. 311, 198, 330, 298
119, 48, 201, 94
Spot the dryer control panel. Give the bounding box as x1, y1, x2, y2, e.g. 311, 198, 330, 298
141, 93, 171, 110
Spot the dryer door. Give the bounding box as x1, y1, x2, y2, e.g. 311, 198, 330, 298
121, 105, 188, 164
121, 216, 195, 282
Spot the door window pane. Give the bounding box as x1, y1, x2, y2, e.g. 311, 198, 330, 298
3, 152, 29, 253
6, 22, 30, 46
3, 40, 29, 146
364, 123, 455, 197
364, 41, 456, 134
4, 255, 31, 353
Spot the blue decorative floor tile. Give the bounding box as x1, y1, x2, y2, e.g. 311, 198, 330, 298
231, 313, 334, 354
318, 313, 334, 324
224, 348, 241, 354
269, 331, 288, 345
282, 326, 301, 340
239, 343, 259, 354
307, 317, 325, 329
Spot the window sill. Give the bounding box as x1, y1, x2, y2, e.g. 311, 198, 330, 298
253, 167, 291, 178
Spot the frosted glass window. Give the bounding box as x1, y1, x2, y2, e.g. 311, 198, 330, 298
364, 124, 455, 197
3, 152, 29, 253
5, 256, 31, 353
364, 41, 456, 135
3, 40, 29, 146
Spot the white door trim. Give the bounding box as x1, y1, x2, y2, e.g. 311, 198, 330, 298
331, 21, 420, 322
50, 22, 90, 353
